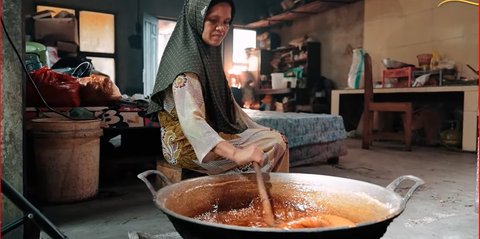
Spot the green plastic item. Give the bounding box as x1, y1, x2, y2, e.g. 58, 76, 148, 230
69, 107, 96, 120
285, 66, 304, 79
26, 41, 48, 67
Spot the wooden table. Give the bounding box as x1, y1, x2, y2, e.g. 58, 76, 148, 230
331, 85, 478, 152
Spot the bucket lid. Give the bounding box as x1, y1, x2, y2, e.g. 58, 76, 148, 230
26, 41, 47, 53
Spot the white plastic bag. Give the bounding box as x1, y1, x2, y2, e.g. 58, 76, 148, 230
347, 48, 365, 89
412, 73, 431, 87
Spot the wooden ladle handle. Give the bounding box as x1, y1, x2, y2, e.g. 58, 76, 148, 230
253, 162, 275, 226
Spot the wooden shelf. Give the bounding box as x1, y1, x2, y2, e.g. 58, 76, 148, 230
293, 58, 307, 63
245, 0, 358, 29
272, 45, 305, 52
256, 88, 292, 95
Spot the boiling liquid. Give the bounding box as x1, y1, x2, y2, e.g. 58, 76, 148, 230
193, 197, 355, 229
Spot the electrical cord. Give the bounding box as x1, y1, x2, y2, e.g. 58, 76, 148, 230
1, 17, 94, 121
71, 61, 92, 78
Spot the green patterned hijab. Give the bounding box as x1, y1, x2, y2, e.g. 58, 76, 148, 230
149, 0, 246, 134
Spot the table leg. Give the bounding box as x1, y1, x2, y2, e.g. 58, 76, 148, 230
462, 91, 478, 152
331, 91, 340, 115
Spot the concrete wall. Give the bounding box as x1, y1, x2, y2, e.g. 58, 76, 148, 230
364, 0, 478, 83
269, 1, 364, 89
2, 0, 26, 237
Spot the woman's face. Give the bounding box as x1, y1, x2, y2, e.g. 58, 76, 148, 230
202, 2, 232, 47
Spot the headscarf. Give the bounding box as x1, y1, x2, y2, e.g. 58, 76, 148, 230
148, 0, 246, 135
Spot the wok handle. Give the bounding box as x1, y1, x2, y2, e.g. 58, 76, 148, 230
137, 170, 173, 198
386, 175, 425, 205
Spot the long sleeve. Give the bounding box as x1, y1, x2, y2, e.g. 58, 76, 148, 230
233, 99, 268, 129
172, 73, 224, 163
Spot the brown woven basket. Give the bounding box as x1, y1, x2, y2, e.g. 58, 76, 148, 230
416, 54, 433, 66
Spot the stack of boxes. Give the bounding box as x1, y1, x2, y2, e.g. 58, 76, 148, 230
33, 10, 79, 55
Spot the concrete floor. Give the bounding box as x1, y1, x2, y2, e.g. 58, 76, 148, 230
39, 139, 478, 239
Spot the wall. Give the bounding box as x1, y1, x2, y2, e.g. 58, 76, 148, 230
364, 0, 478, 211
2, 0, 26, 238
364, 0, 478, 83
270, 1, 365, 89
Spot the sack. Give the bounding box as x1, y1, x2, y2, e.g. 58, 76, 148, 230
347, 48, 365, 89
27, 67, 81, 107
78, 74, 122, 106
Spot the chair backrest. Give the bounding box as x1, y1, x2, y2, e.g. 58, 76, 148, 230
363, 53, 373, 110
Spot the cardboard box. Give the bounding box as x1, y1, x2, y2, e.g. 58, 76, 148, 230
57, 41, 78, 53
34, 18, 79, 46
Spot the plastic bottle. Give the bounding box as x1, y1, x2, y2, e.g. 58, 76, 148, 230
430, 51, 440, 70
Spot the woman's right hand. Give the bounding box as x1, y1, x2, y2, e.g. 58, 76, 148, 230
213, 141, 265, 166
232, 144, 264, 166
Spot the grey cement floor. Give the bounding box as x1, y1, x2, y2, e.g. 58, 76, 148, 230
40, 139, 478, 239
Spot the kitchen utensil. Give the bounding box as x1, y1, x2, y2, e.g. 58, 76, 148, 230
381, 58, 411, 69
138, 171, 424, 239
253, 162, 275, 226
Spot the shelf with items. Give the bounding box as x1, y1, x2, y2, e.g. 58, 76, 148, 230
382, 67, 446, 88
270, 43, 317, 75
247, 41, 323, 112
252, 42, 320, 90
270, 47, 309, 71
245, 0, 359, 29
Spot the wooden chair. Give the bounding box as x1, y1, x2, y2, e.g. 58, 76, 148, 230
362, 53, 413, 151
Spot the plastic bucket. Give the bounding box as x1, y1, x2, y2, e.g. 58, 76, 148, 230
284, 77, 297, 88
30, 118, 103, 203
271, 73, 286, 89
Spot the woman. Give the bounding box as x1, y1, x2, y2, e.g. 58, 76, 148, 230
149, 0, 289, 175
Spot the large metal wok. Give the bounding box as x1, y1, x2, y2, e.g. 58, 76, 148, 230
138, 171, 424, 239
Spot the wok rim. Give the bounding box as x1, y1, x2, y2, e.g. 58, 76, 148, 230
154, 173, 409, 233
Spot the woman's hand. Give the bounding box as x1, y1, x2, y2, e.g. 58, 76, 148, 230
232, 144, 264, 166
213, 141, 264, 166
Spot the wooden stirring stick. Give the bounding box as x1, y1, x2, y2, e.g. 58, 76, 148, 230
253, 162, 275, 226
